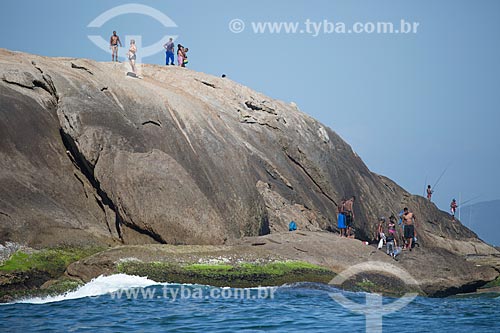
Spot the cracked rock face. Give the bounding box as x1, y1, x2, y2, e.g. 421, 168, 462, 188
0, 49, 497, 258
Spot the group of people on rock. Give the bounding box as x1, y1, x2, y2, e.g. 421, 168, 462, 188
336, 196, 355, 238
163, 37, 189, 67
376, 208, 419, 257
335, 183, 465, 259
108, 32, 190, 74
109, 31, 137, 73
337, 196, 419, 258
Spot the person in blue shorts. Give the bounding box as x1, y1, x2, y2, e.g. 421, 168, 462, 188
163, 38, 175, 65
337, 198, 346, 237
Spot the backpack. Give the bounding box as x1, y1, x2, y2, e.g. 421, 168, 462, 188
288, 221, 297, 231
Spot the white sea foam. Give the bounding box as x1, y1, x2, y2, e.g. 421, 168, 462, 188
5, 274, 281, 305
16, 274, 162, 304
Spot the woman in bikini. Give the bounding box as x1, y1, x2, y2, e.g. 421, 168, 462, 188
177, 44, 185, 67
128, 39, 137, 73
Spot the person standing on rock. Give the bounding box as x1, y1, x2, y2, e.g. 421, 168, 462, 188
401, 207, 417, 250
127, 39, 137, 74
386, 222, 398, 257
450, 199, 458, 221
337, 198, 346, 237
377, 217, 386, 249
344, 196, 355, 238
110, 31, 122, 62
163, 38, 175, 65
177, 44, 185, 67
426, 185, 433, 201
183, 48, 189, 67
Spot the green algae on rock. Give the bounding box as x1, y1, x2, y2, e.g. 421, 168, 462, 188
0, 247, 103, 302
118, 260, 335, 288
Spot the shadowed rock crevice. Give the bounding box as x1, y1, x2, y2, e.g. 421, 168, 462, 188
284, 150, 337, 207
58, 128, 124, 242
32, 79, 54, 96
195, 79, 217, 88
258, 214, 270, 236
70, 63, 93, 75
0, 211, 11, 219
244, 100, 277, 115
141, 120, 162, 127
58, 127, 167, 245
1, 67, 56, 98
31, 61, 44, 74
1, 72, 38, 93
237, 109, 282, 130
73, 174, 88, 198
120, 220, 167, 244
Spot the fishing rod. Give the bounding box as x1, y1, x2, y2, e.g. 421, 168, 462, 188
459, 195, 482, 207
423, 176, 428, 197
432, 162, 452, 192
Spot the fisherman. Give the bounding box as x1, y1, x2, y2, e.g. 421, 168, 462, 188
163, 37, 175, 65
450, 199, 458, 221
426, 185, 433, 201
401, 207, 417, 250
337, 198, 346, 237
109, 31, 122, 62
344, 196, 355, 238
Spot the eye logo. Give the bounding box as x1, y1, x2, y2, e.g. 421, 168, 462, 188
87, 3, 178, 61
328, 261, 420, 333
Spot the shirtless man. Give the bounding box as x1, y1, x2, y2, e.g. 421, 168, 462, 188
426, 185, 433, 201
344, 196, 355, 238
401, 207, 417, 250
110, 31, 122, 62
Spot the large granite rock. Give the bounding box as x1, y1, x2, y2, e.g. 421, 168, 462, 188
0, 49, 497, 262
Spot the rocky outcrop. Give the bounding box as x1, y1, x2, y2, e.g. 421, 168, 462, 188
63, 231, 497, 297
0, 49, 498, 262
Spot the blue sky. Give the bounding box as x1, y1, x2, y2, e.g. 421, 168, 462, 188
2, 0, 499, 212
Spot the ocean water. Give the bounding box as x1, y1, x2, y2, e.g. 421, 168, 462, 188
1, 274, 499, 333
